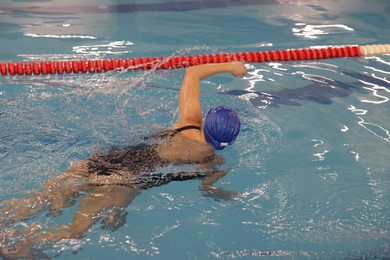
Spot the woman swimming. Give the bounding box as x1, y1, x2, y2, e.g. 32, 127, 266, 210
0, 62, 247, 259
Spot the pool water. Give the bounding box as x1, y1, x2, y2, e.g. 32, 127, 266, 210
1, 0, 389, 259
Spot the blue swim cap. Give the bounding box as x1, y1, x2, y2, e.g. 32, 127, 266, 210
203, 106, 241, 150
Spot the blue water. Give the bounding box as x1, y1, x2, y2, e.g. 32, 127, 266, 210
1, 0, 389, 259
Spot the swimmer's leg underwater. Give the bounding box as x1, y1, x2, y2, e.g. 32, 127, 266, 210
37, 185, 140, 242
30, 170, 235, 243
0, 161, 91, 225
0, 167, 237, 259
0, 184, 141, 259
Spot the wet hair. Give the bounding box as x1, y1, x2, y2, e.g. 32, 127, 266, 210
203, 106, 240, 150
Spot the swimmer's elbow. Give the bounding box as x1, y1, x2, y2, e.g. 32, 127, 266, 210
184, 66, 202, 81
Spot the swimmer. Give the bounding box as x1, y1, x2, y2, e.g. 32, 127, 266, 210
0, 62, 247, 259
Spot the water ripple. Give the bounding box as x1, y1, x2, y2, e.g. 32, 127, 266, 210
292, 23, 354, 39
73, 41, 134, 56
24, 33, 97, 40
357, 116, 390, 143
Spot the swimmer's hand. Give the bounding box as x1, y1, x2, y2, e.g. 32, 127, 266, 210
199, 186, 240, 201
230, 62, 247, 77
101, 209, 128, 232
199, 168, 241, 200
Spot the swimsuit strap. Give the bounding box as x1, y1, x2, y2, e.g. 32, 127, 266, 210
143, 125, 201, 140
174, 125, 201, 133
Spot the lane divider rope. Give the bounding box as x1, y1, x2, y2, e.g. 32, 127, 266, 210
1, 44, 389, 77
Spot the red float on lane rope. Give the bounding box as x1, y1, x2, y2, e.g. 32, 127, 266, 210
1, 44, 389, 77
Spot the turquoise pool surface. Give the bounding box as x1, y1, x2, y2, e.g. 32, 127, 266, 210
0, 0, 389, 259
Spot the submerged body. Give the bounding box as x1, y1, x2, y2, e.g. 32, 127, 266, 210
0, 124, 228, 259
86, 126, 215, 188
0, 62, 247, 259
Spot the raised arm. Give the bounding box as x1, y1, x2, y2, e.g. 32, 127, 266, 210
174, 62, 247, 128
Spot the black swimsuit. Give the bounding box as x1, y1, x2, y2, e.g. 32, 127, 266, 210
87, 126, 206, 189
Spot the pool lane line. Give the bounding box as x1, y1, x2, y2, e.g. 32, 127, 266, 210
1, 44, 389, 77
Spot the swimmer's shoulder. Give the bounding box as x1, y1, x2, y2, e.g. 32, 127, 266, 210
156, 133, 214, 163
171, 123, 208, 145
